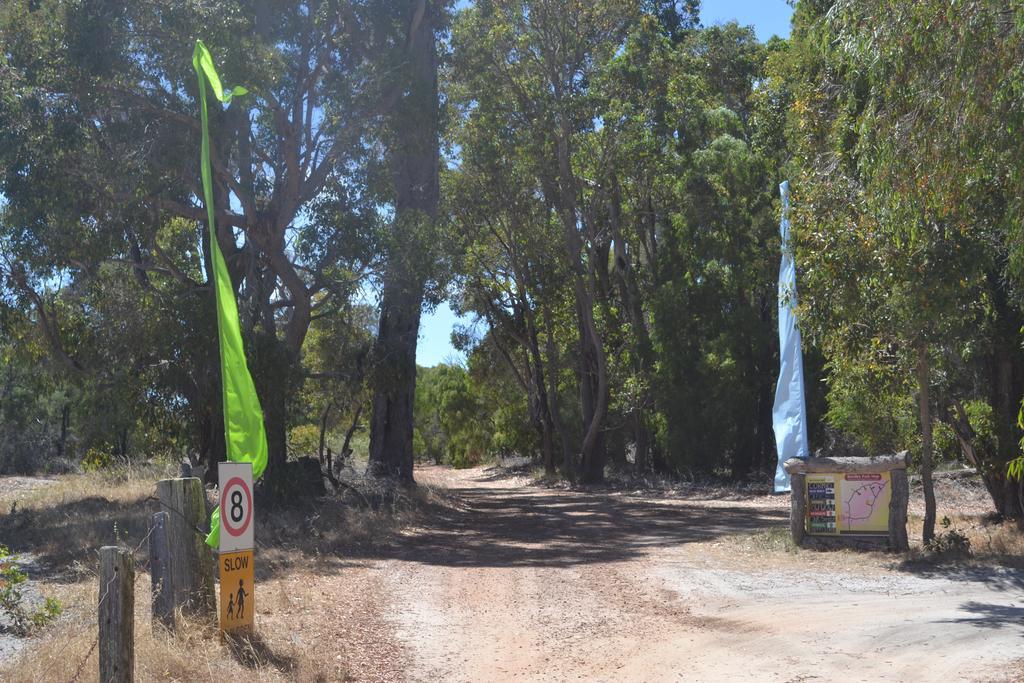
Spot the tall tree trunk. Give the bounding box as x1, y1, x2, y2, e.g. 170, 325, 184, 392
982, 269, 1024, 518
259, 340, 294, 491
609, 174, 656, 473
542, 304, 573, 478
368, 280, 423, 483
551, 125, 608, 484
524, 306, 556, 473
56, 403, 69, 461
756, 294, 777, 472
989, 332, 1024, 518
916, 346, 937, 544
367, 0, 440, 485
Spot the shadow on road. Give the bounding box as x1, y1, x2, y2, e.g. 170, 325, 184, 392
891, 560, 1024, 593
943, 601, 1024, 635
376, 483, 787, 569
0, 469, 788, 579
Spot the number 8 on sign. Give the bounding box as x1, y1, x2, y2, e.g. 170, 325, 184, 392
231, 489, 244, 523
218, 463, 254, 553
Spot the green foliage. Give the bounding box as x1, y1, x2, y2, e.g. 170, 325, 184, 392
80, 445, 113, 473
1009, 457, 1024, 482
415, 363, 496, 468
4, 0, 1024, 529
447, 5, 809, 478
0, 545, 62, 636
288, 425, 321, 459
0, 1, 399, 479
924, 517, 972, 558
778, 0, 1024, 518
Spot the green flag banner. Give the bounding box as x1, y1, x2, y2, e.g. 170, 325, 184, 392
192, 40, 266, 548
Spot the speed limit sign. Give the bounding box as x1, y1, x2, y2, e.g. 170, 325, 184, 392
218, 462, 254, 553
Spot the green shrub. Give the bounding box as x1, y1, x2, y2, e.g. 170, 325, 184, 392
80, 444, 112, 472
0, 545, 62, 636
288, 424, 321, 459
925, 517, 972, 557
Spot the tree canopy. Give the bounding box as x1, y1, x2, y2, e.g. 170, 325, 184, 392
1, 0, 1022, 527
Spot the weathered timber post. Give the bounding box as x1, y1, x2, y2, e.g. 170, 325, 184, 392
888, 467, 910, 551
98, 546, 133, 683
784, 452, 910, 551
149, 511, 174, 630
155, 478, 216, 623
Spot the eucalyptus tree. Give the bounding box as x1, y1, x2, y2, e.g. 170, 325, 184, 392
362, 0, 452, 484
445, 97, 571, 474
587, 18, 782, 477
451, 0, 637, 482
0, 1, 389, 488
782, 0, 1024, 531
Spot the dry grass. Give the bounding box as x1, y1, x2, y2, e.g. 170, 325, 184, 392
0, 466, 440, 682
0, 463, 171, 572
902, 512, 1024, 568
2, 573, 342, 682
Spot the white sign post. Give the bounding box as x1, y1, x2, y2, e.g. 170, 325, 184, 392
218, 462, 254, 632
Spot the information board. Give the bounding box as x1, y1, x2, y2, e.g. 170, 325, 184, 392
806, 472, 891, 535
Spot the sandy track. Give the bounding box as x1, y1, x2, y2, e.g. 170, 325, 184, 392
3, 468, 1018, 681
350, 466, 1024, 682
309, 466, 1015, 683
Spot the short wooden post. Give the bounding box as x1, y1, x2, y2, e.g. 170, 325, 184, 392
156, 478, 215, 622
98, 546, 133, 683
149, 511, 174, 630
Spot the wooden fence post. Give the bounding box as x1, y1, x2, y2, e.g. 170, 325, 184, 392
155, 478, 216, 622
149, 511, 174, 630
98, 546, 133, 683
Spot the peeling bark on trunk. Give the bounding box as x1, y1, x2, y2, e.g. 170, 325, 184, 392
549, 120, 608, 484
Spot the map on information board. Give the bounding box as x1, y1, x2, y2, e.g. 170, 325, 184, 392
839, 472, 890, 533
806, 472, 890, 535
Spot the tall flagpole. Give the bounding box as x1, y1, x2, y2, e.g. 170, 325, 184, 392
192, 41, 268, 547
772, 181, 809, 493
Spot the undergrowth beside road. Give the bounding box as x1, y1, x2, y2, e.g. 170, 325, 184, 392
0, 465, 440, 681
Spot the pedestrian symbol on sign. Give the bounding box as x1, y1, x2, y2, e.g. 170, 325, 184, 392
235, 579, 248, 618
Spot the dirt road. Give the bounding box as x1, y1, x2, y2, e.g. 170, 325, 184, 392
342, 466, 1023, 682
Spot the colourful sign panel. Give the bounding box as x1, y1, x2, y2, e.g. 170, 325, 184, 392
219, 550, 254, 633
806, 472, 891, 535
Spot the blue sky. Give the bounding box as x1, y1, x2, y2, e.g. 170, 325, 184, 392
700, 0, 794, 42
417, 0, 795, 366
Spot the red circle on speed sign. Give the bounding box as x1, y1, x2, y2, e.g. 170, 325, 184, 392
220, 476, 252, 537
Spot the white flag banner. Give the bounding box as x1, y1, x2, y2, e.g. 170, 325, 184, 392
772, 181, 810, 493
